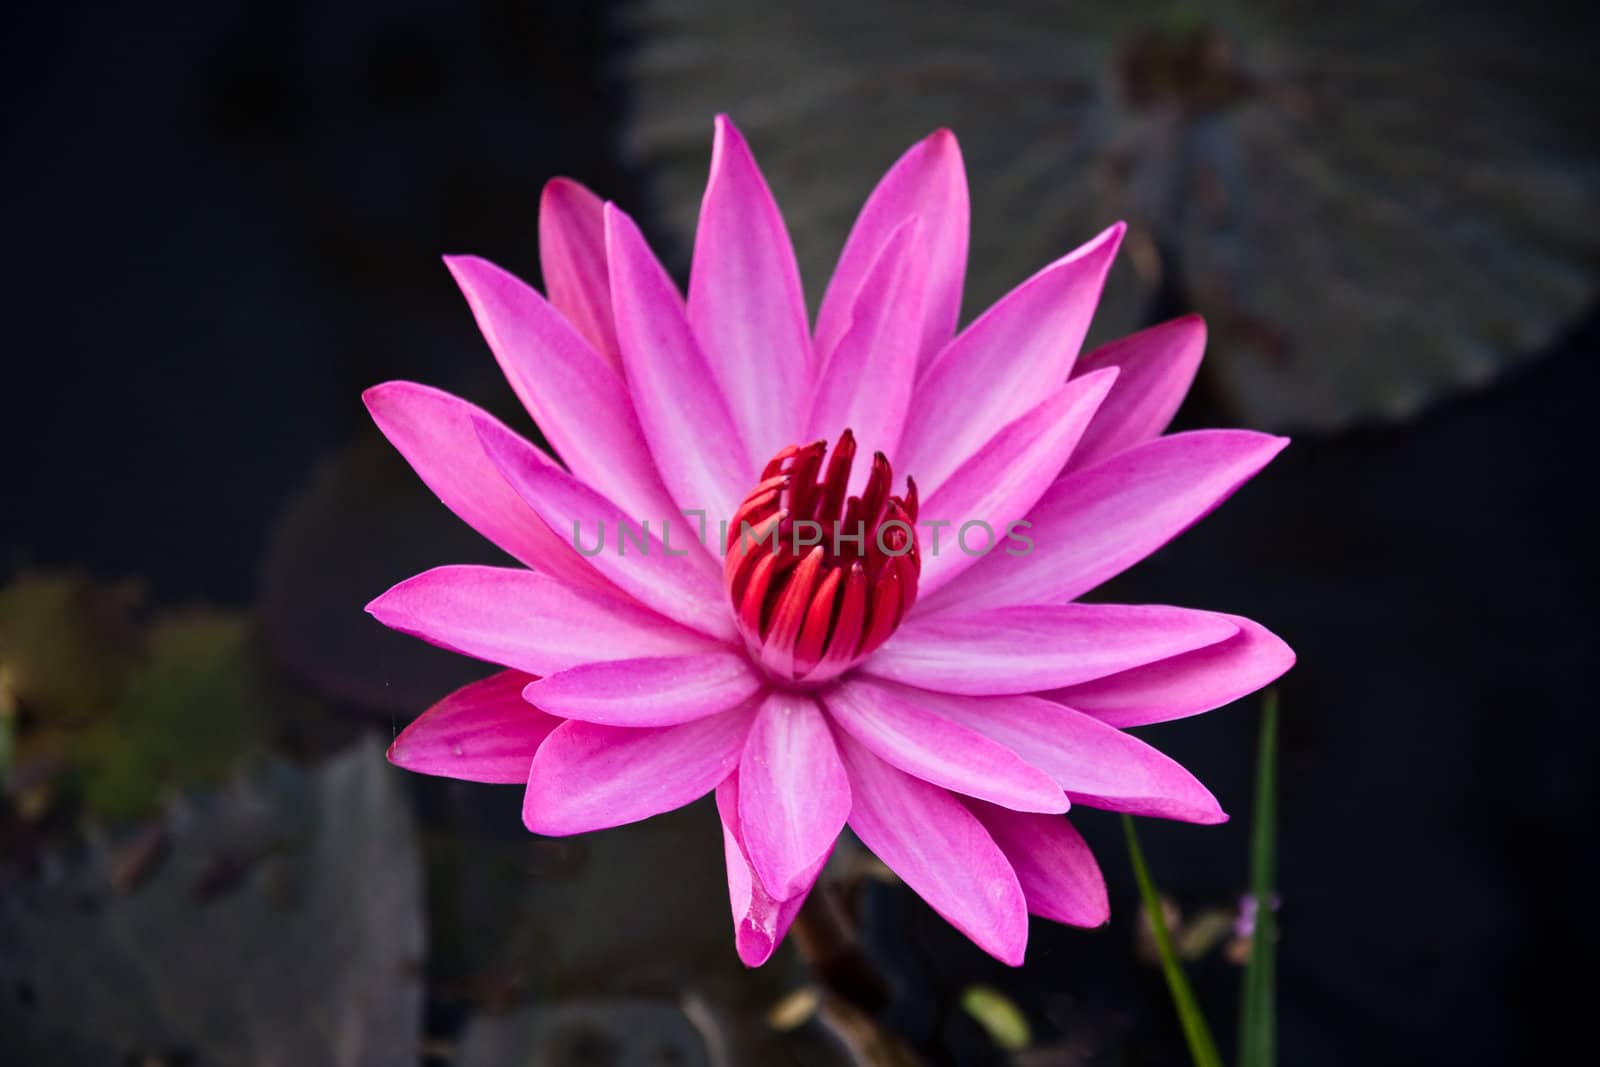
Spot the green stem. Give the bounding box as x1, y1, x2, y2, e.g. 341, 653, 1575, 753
1239, 690, 1280, 1067
1123, 815, 1224, 1067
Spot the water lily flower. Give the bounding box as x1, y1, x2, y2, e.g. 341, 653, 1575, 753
368, 115, 1293, 966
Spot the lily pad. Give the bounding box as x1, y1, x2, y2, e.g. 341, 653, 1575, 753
73, 611, 271, 823
619, 0, 1599, 431
0, 735, 424, 1065
259, 431, 503, 715
0, 571, 143, 728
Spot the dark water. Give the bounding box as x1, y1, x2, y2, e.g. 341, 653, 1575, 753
3, 2, 1594, 1064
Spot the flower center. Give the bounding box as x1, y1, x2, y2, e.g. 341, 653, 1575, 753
724, 430, 920, 686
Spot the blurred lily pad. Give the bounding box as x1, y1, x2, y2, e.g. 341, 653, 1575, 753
0, 570, 308, 825
260, 431, 500, 715
0, 735, 424, 1065
0, 570, 143, 728
621, 0, 1599, 431
73, 611, 270, 823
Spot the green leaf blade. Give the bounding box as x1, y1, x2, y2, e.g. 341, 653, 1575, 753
1239, 689, 1280, 1067
1123, 815, 1224, 1067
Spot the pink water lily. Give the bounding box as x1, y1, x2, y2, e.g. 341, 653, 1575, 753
368, 115, 1293, 966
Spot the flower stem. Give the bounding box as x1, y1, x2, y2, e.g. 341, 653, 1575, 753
1124, 815, 1224, 1067
789, 883, 891, 1014
1239, 689, 1280, 1067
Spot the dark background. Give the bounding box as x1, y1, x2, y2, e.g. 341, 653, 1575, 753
3, 1, 1595, 1064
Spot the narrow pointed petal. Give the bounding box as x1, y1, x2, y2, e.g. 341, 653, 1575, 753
717, 773, 824, 966
925, 431, 1289, 615
523, 652, 763, 727
835, 730, 1028, 966
689, 115, 814, 468
475, 416, 733, 639
539, 178, 622, 371
867, 604, 1238, 695
917, 368, 1116, 596
738, 691, 850, 899
964, 801, 1109, 927
443, 254, 683, 526
387, 670, 558, 784
366, 565, 720, 676
825, 678, 1067, 813
606, 204, 752, 524
1067, 315, 1207, 471
815, 128, 968, 371
1045, 614, 1295, 728
918, 686, 1227, 824
805, 219, 925, 471
897, 224, 1125, 496
362, 381, 609, 592
523, 706, 754, 835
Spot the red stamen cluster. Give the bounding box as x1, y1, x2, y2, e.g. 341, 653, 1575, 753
724, 430, 920, 685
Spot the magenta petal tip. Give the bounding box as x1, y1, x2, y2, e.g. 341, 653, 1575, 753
360, 378, 410, 414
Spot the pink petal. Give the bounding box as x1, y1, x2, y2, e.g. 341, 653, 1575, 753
1067, 315, 1207, 472
523, 652, 763, 727
814, 128, 968, 372
366, 565, 720, 676
688, 115, 814, 468
919, 686, 1227, 824
444, 254, 683, 527
362, 381, 609, 593
804, 219, 926, 476
896, 224, 1125, 497
824, 677, 1067, 813
835, 729, 1029, 966
738, 691, 851, 899
387, 670, 558, 784
1045, 614, 1295, 728
917, 368, 1116, 597
924, 430, 1288, 615
539, 178, 622, 371
475, 416, 734, 639
965, 801, 1109, 927
523, 705, 754, 835
867, 604, 1238, 695
717, 772, 824, 967
605, 202, 753, 526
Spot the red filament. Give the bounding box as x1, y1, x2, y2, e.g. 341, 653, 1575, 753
724, 430, 920, 685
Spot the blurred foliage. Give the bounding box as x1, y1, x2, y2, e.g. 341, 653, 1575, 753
0, 707, 12, 790
1136, 894, 1243, 966
960, 984, 1033, 1051
0, 568, 842, 1063
73, 612, 268, 822
623, 0, 1600, 431
0, 570, 310, 826
0, 571, 142, 726
0, 736, 423, 1065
